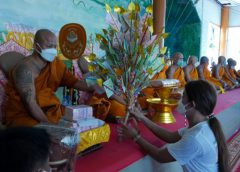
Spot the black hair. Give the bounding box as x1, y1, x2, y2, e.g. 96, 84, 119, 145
0, 127, 51, 172
185, 80, 229, 172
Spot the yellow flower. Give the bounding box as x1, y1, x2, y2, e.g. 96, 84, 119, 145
135, 4, 140, 12
128, 2, 135, 11
105, 4, 111, 13
161, 33, 170, 39
88, 64, 96, 72
97, 79, 103, 86
85, 53, 96, 62
147, 17, 153, 27
147, 68, 153, 75
149, 25, 154, 33
114, 6, 126, 14
146, 5, 153, 14
160, 47, 167, 54
101, 69, 109, 75
96, 34, 103, 41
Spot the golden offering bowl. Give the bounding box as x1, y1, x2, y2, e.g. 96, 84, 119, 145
147, 98, 178, 124
154, 86, 178, 101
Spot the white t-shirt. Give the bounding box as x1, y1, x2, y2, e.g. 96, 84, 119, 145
167, 121, 218, 172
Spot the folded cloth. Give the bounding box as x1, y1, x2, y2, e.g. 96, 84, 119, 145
150, 79, 180, 87
64, 105, 93, 121
74, 118, 105, 133
59, 118, 105, 133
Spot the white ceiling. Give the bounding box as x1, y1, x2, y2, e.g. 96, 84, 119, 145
217, 0, 240, 6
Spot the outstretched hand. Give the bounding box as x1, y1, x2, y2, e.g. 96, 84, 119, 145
117, 118, 139, 140
129, 103, 147, 121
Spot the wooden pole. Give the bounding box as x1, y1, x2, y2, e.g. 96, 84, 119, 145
153, 0, 166, 49
219, 7, 229, 56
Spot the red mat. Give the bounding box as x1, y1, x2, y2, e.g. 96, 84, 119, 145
75, 89, 240, 172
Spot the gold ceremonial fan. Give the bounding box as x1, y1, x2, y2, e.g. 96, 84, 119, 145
59, 23, 86, 60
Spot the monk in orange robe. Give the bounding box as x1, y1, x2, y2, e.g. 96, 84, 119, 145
183, 56, 198, 82
212, 56, 238, 89
226, 59, 240, 82
137, 56, 171, 109
166, 52, 186, 87
197, 56, 224, 92
4, 29, 96, 127
75, 56, 126, 120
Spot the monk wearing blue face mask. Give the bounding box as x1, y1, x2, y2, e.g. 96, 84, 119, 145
183, 56, 199, 83
3, 29, 98, 127
166, 52, 186, 87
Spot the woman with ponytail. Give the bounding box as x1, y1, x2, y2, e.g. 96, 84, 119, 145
119, 80, 229, 172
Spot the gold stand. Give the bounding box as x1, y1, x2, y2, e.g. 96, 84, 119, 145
147, 86, 179, 124
147, 98, 177, 123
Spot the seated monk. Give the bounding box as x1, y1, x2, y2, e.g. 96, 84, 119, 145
197, 56, 225, 92
73, 57, 126, 121
138, 56, 171, 109
226, 59, 240, 83
183, 55, 198, 82
166, 52, 186, 87
212, 56, 238, 89
3, 29, 100, 127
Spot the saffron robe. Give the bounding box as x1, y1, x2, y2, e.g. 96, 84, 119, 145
4, 59, 78, 127
229, 68, 237, 80
219, 67, 234, 87
203, 66, 222, 88
189, 68, 198, 81
173, 67, 186, 87
138, 65, 168, 109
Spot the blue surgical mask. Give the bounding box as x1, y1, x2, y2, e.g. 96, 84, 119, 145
40, 48, 57, 62
177, 60, 184, 67
36, 43, 57, 62
177, 101, 193, 116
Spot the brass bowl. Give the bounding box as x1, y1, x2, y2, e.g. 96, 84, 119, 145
154, 86, 178, 100
147, 98, 179, 124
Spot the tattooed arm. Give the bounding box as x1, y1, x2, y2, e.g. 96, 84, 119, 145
13, 64, 49, 122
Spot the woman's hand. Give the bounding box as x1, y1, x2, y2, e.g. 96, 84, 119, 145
129, 104, 147, 121
118, 120, 139, 140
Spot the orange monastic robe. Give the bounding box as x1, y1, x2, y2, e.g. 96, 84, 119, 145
229, 68, 237, 80
173, 67, 186, 87
219, 66, 234, 86
4, 59, 78, 127
138, 65, 168, 109
203, 66, 222, 88
189, 68, 198, 80
88, 94, 126, 120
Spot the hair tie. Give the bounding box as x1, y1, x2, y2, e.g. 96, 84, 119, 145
208, 113, 215, 119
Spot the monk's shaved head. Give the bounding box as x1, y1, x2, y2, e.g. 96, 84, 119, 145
227, 58, 234, 66
187, 55, 197, 65
34, 29, 57, 50
172, 52, 183, 65
200, 56, 209, 64
34, 29, 55, 44
218, 56, 226, 65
